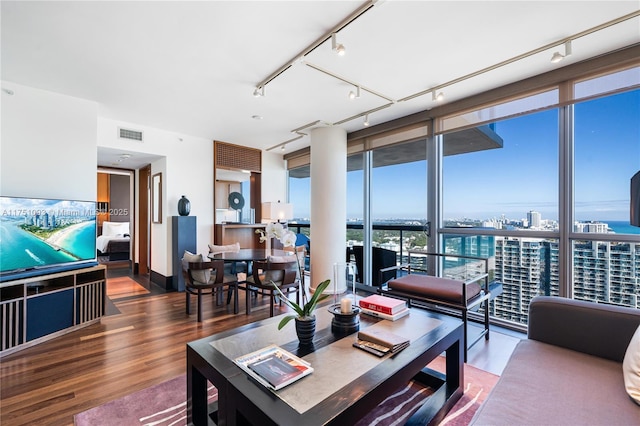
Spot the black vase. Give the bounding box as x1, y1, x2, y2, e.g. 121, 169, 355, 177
178, 195, 190, 216
295, 316, 316, 346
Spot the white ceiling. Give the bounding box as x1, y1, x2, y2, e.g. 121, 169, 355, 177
2, 1, 639, 169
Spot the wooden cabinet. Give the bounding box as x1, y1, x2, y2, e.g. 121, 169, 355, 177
0, 265, 106, 355
215, 224, 267, 248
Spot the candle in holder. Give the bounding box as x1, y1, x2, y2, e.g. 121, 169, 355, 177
340, 297, 352, 313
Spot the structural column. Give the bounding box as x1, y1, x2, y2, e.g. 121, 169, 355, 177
310, 126, 347, 293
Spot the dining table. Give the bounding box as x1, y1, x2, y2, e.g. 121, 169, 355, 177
209, 248, 297, 309
208, 248, 291, 263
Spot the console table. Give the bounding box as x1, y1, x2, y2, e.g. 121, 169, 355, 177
0, 264, 106, 355
186, 305, 463, 425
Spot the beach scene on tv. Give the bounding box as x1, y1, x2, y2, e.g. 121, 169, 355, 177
0, 197, 97, 274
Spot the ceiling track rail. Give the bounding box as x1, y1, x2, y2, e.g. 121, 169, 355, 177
265, 8, 640, 152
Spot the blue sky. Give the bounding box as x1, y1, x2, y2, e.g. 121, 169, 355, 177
291, 89, 639, 224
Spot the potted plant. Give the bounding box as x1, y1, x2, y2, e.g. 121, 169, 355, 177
271, 278, 332, 345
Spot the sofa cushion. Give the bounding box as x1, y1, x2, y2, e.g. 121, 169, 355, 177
471, 339, 639, 425
623, 325, 640, 405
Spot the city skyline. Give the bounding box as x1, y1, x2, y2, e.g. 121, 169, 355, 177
290, 89, 639, 226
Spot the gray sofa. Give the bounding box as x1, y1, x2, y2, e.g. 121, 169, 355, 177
471, 296, 640, 425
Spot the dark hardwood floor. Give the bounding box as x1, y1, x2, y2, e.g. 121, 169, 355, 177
0, 265, 521, 425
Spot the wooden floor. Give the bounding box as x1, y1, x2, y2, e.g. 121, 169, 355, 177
0, 265, 521, 426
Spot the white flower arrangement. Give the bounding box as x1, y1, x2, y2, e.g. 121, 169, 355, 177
257, 222, 297, 247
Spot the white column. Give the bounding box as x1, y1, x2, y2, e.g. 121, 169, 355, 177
310, 126, 347, 293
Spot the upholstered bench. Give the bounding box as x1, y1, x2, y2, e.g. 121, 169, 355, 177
379, 251, 502, 361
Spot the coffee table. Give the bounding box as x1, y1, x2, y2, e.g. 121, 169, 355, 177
186, 305, 463, 426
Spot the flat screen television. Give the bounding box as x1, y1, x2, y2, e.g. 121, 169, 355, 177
632, 171, 640, 227
0, 196, 98, 282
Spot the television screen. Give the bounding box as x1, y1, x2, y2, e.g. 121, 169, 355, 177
0, 196, 97, 279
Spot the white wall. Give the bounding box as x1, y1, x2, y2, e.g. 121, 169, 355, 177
0, 82, 97, 200
97, 118, 214, 278
0, 80, 287, 283
262, 151, 288, 208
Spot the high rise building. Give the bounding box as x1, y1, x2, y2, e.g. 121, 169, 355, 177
527, 211, 541, 229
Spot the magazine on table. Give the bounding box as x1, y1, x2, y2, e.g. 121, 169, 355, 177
234, 344, 313, 390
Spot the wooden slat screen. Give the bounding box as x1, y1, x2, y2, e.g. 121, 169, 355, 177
215, 141, 262, 172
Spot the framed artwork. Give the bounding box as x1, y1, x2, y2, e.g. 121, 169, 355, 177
152, 172, 162, 224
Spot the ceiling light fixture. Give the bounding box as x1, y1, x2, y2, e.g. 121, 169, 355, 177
252, 86, 265, 97
363, 114, 370, 127
432, 90, 444, 102
349, 86, 361, 100
331, 33, 346, 56
281, 145, 286, 151
551, 40, 573, 63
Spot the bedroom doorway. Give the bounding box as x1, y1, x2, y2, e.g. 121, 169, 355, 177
97, 168, 134, 271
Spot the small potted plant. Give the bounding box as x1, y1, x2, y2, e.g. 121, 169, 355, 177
272, 279, 332, 346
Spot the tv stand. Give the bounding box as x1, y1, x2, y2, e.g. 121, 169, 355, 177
0, 264, 106, 356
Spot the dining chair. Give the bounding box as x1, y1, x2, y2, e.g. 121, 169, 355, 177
183, 259, 239, 322
243, 257, 299, 317
208, 242, 246, 302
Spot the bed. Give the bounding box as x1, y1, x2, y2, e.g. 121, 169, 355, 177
97, 221, 131, 261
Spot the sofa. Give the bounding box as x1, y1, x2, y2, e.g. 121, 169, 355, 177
471, 296, 640, 425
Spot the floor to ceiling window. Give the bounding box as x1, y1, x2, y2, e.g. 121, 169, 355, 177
286, 62, 639, 330
442, 104, 560, 327
571, 72, 640, 308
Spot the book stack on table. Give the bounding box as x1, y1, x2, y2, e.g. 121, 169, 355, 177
358, 294, 409, 321
353, 327, 410, 357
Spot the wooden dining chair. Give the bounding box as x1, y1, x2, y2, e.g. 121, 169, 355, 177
243, 258, 299, 317
183, 259, 239, 322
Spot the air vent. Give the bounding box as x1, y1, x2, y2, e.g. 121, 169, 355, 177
118, 127, 143, 142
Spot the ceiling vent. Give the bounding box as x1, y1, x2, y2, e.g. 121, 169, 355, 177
118, 127, 144, 142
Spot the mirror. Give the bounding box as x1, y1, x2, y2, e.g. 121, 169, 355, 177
152, 173, 162, 223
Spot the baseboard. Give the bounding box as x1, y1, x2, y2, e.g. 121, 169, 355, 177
150, 270, 173, 291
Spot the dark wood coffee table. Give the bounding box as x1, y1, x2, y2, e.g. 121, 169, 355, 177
186, 305, 463, 426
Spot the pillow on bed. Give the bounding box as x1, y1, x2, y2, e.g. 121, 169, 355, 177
102, 221, 130, 237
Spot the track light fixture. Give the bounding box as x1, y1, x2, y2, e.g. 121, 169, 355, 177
331, 33, 346, 56
363, 114, 370, 127
550, 40, 572, 63
349, 86, 361, 100
253, 86, 265, 97
432, 90, 444, 102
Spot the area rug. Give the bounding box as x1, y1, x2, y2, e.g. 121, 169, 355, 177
74, 358, 498, 426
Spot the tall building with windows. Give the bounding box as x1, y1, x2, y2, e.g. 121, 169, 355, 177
493, 237, 550, 324
572, 241, 639, 308
527, 211, 541, 228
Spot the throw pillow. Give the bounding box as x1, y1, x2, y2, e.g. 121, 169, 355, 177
264, 255, 297, 284
182, 250, 210, 284
208, 242, 240, 255
623, 324, 640, 405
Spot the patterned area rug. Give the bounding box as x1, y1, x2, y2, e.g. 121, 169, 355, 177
74, 357, 498, 426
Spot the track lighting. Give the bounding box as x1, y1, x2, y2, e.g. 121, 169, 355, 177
253, 86, 265, 97
551, 40, 572, 63
363, 114, 370, 127
432, 90, 444, 102
331, 33, 346, 56
349, 86, 361, 100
